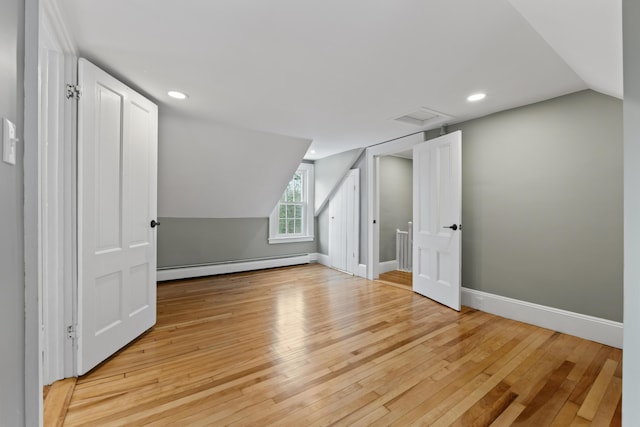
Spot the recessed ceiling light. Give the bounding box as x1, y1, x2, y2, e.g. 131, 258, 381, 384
310, 150, 316, 154
168, 90, 188, 100
467, 93, 486, 102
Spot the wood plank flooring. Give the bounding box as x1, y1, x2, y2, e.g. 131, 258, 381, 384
378, 270, 412, 290
47, 264, 622, 426
43, 378, 77, 427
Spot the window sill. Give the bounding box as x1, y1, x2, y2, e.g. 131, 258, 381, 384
268, 235, 314, 245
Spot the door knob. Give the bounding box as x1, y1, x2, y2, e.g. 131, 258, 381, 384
150, 220, 160, 228
443, 224, 458, 231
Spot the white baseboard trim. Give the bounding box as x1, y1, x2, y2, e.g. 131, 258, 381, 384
378, 260, 398, 274
461, 287, 623, 349
157, 255, 311, 282
356, 264, 367, 278
315, 253, 330, 267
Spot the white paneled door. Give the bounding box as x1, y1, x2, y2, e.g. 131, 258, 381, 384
412, 131, 462, 310
77, 59, 158, 374
329, 169, 359, 275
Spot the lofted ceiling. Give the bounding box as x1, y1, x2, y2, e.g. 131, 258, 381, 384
56, 0, 621, 160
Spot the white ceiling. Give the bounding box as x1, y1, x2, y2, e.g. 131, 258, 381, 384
56, 0, 621, 160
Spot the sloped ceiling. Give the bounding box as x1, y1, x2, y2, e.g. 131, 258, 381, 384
314, 148, 364, 215
158, 110, 310, 218
508, 0, 622, 99
53, 0, 620, 161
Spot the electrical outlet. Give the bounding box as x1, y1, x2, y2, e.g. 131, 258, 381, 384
3, 118, 17, 165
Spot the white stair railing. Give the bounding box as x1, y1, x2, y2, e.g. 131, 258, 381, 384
396, 221, 413, 272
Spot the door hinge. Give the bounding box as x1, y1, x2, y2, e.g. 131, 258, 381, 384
67, 324, 77, 339
66, 84, 81, 100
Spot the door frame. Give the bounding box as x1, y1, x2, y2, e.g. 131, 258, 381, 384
38, 0, 78, 385
366, 132, 424, 280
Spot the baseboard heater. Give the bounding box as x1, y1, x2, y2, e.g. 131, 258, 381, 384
156, 254, 311, 282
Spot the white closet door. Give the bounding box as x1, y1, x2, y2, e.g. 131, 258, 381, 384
330, 182, 347, 272
77, 59, 158, 374
329, 170, 359, 274
345, 170, 359, 275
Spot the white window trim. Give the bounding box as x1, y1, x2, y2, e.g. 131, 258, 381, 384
269, 163, 314, 244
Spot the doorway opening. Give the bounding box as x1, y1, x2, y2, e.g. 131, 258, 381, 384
366, 132, 423, 283
376, 153, 413, 290
366, 131, 462, 311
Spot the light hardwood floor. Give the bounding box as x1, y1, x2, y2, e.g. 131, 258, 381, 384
46, 264, 622, 426
378, 270, 412, 290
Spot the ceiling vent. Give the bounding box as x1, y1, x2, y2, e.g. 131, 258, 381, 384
394, 107, 452, 128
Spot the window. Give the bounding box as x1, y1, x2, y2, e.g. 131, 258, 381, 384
269, 163, 314, 244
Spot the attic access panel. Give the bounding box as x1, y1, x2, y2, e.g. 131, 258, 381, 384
395, 107, 452, 128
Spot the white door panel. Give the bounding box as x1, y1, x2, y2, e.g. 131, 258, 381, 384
345, 172, 357, 274
413, 131, 461, 310
330, 183, 346, 271
329, 170, 359, 274
77, 59, 158, 374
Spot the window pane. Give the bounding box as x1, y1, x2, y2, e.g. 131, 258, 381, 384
293, 173, 302, 202
272, 166, 311, 239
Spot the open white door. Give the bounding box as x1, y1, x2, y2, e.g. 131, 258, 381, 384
77, 59, 158, 374
412, 131, 462, 310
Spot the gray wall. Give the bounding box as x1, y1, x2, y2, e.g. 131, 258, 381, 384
426, 90, 623, 322
623, 0, 640, 421
157, 217, 317, 268
0, 0, 26, 423
317, 208, 330, 255
156, 110, 317, 269
379, 156, 413, 262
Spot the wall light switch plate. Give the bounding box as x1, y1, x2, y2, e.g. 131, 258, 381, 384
3, 118, 17, 165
